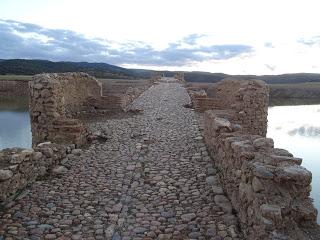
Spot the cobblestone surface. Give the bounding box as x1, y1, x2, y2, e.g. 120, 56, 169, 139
0, 78, 242, 239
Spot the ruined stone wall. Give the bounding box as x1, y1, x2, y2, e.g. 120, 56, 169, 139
193, 97, 220, 112
0, 143, 73, 205
29, 73, 101, 146
151, 72, 162, 82
0, 80, 29, 97
88, 95, 125, 111
174, 72, 185, 83
31, 73, 101, 117
204, 110, 318, 240
190, 79, 269, 136
101, 80, 152, 111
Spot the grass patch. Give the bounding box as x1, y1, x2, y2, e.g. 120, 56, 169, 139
0, 96, 29, 110
0, 75, 32, 81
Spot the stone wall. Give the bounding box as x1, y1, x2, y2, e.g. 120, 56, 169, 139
174, 72, 185, 83
30, 72, 102, 117
204, 110, 318, 239
198, 79, 319, 239
100, 80, 153, 111
29, 73, 153, 146
190, 79, 269, 136
88, 95, 125, 111
29, 73, 101, 146
0, 80, 29, 97
0, 142, 73, 205
151, 72, 163, 82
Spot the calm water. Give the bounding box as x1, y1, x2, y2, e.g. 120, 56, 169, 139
0, 97, 32, 150
267, 104, 320, 223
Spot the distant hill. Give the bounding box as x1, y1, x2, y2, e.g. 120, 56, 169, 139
0, 59, 154, 79
2, 59, 320, 84
184, 72, 320, 84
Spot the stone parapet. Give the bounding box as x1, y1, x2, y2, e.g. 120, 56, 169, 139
101, 80, 152, 110
0, 142, 73, 205
204, 109, 318, 239
189, 78, 269, 136
87, 95, 125, 111
29, 73, 102, 146
174, 72, 185, 83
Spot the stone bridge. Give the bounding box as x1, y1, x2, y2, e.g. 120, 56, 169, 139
0, 74, 319, 239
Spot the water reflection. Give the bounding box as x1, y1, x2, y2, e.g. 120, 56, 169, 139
0, 97, 31, 149
267, 104, 320, 223
288, 126, 320, 137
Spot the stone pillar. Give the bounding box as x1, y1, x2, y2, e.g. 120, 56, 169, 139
29, 74, 61, 145
29, 73, 102, 147
174, 72, 185, 83
232, 80, 269, 136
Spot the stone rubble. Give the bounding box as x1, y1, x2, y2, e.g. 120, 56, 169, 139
0, 78, 242, 239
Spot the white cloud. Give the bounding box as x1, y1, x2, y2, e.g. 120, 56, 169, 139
0, 0, 320, 74
0, 20, 253, 68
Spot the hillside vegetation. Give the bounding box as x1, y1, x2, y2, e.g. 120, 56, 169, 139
0, 59, 154, 79
184, 72, 320, 84
0, 75, 32, 81
2, 59, 320, 85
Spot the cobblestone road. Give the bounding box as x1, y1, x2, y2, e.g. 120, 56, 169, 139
0, 78, 242, 240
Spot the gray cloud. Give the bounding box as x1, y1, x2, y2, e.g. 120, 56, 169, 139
0, 19, 253, 66
265, 64, 276, 71
298, 36, 320, 46
288, 126, 320, 138
264, 42, 274, 48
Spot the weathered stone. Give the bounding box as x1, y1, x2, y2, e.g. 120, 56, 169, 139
52, 165, 68, 175
133, 227, 147, 234
181, 213, 196, 222
212, 186, 224, 195
33, 152, 43, 161
252, 177, 264, 192
206, 227, 217, 237
0, 169, 13, 181
214, 195, 233, 213
42, 147, 54, 158
202, 77, 318, 239
206, 176, 217, 186
260, 204, 282, 223
276, 165, 312, 185
33, 83, 43, 90
253, 137, 274, 149
21, 149, 34, 157
71, 149, 82, 156
253, 165, 274, 179
158, 234, 172, 240
10, 154, 24, 164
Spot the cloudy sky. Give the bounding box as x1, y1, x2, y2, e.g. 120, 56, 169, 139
0, 0, 320, 74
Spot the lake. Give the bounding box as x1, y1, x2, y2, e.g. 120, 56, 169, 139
0, 97, 32, 150
267, 104, 320, 223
